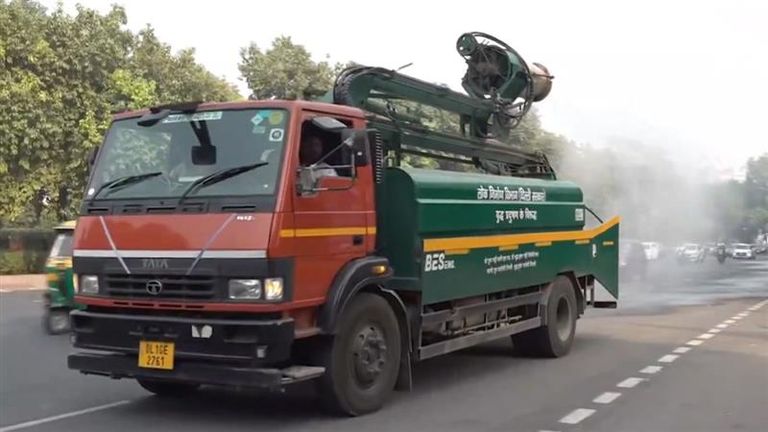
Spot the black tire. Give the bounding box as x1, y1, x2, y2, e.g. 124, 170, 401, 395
315, 292, 401, 416
137, 379, 200, 397
512, 276, 577, 358
43, 309, 71, 335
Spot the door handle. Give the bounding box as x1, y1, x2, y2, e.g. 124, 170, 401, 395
352, 235, 364, 245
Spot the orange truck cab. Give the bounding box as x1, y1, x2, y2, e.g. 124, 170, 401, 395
69, 100, 391, 414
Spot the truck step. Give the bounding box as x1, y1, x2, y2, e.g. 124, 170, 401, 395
281, 366, 325, 382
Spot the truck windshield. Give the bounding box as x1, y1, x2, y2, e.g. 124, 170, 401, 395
85, 108, 288, 201
49, 232, 73, 258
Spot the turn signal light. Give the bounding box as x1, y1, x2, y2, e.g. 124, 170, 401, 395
371, 265, 387, 275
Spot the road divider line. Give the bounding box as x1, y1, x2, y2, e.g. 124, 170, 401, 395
697, 333, 715, 340
732, 316, 743, 320
673, 347, 691, 354
593, 392, 622, 404
559, 408, 596, 425
659, 354, 679, 363
639, 365, 663, 374
617, 377, 645, 388
707, 328, 721, 334
724, 319, 737, 324
737, 312, 750, 317
686, 339, 704, 346
716, 323, 729, 328
0, 400, 132, 432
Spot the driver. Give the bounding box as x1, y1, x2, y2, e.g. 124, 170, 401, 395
299, 134, 338, 178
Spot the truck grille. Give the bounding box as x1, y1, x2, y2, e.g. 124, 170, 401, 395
103, 274, 216, 300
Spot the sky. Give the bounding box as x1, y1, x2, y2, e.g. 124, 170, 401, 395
40, 0, 768, 180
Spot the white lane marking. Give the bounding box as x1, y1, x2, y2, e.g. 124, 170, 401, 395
0, 400, 131, 432
617, 377, 646, 388
732, 316, 743, 320
593, 391, 622, 404
698, 333, 715, 340
708, 328, 722, 334
640, 365, 663, 374
716, 323, 729, 329
737, 312, 750, 317
659, 354, 679, 363
686, 339, 704, 346
673, 347, 692, 354
724, 319, 737, 324
539, 430, 561, 432
559, 408, 596, 425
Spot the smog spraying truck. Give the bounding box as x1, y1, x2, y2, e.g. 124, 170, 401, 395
68, 32, 620, 415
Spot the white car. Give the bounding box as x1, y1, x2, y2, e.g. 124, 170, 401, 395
678, 243, 706, 263
641, 242, 660, 260
731, 243, 755, 260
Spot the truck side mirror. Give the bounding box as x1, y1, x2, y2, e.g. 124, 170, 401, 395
341, 129, 369, 167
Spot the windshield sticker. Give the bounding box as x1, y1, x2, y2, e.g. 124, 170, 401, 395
252, 125, 266, 135
162, 111, 223, 124
250, 113, 264, 126
269, 128, 285, 142
268, 111, 284, 125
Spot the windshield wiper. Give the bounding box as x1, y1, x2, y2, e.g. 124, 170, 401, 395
91, 172, 162, 199
177, 162, 269, 203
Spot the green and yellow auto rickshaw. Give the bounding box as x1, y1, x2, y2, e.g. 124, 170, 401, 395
42, 220, 79, 334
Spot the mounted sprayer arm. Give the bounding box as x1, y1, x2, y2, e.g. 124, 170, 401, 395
328, 32, 555, 178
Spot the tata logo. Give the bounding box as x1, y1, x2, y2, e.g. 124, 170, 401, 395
145, 280, 163, 296
191, 324, 213, 339
142, 258, 169, 270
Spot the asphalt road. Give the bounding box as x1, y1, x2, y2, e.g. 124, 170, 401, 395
1, 255, 766, 432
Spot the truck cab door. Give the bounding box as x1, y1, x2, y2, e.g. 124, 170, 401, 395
290, 113, 375, 258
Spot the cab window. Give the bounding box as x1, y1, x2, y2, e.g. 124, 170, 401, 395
298, 117, 354, 178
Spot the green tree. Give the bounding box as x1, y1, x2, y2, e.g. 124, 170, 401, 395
0, 0, 241, 226
238, 36, 339, 100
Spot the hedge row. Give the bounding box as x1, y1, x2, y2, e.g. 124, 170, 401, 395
0, 228, 56, 275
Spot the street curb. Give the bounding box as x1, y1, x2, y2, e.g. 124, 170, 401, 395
0, 274, 47, 292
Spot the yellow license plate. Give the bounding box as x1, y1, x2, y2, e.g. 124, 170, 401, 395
138, 341, 175, 370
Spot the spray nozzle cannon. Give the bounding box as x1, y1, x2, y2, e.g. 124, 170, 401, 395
457, 32, 553, 130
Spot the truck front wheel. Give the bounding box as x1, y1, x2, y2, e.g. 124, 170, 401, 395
137, 378, 200, 397
513, 276, 577, 358
317, 292, 402, 416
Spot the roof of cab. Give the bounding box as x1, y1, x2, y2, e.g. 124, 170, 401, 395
54, 220, 77, 230
111, 100, 365, 121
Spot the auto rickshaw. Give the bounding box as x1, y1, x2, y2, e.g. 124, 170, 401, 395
42, 220, 79, 334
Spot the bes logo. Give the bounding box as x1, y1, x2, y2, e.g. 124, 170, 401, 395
424, 252, 456, 272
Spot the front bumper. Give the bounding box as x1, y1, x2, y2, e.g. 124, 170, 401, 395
67, 310, 323, 388
68, 353, 324, 389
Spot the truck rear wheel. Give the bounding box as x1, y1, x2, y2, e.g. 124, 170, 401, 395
316, 292, 401, 416
137, 378, 200, 397
513, 276, 577, 358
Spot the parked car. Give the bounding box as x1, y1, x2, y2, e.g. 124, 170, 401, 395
731, 243, 756, 260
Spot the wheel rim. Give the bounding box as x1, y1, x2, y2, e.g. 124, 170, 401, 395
555, 297, 573, 341
351, 323, 388, 388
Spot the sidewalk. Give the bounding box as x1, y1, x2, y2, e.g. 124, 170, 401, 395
0, 274, 47, 292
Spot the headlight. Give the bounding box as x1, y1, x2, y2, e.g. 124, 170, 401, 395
228, 279, 262, 300
79, 275, 99, 294
264, 278, 284, 301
